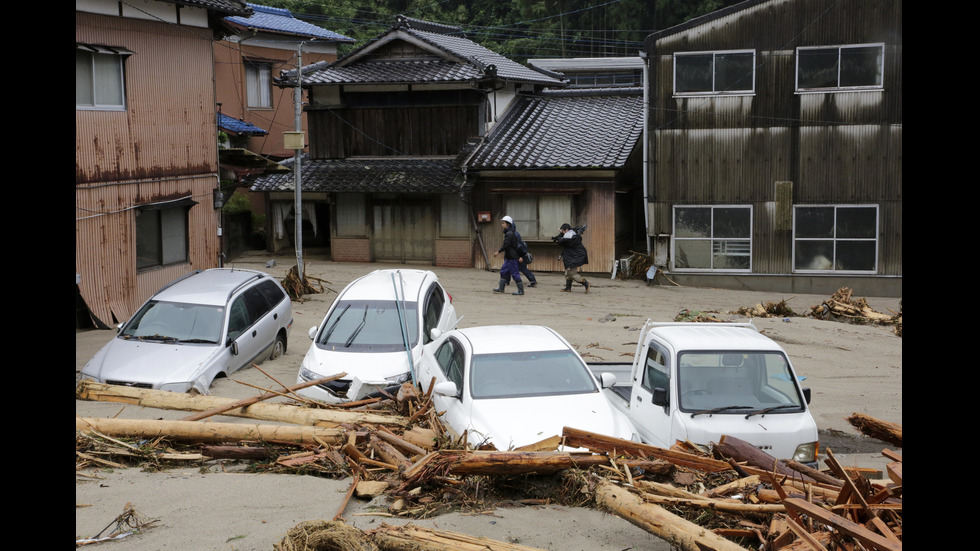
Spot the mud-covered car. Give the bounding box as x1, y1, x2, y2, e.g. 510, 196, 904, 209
80, 268, 292, 393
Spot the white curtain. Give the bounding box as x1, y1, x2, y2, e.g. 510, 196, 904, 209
304, 203, 318, 237
272, 203, 293, 240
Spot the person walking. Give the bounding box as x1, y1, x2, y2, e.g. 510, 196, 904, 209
556, 223, 590, 293
509, 220, 537, 288
492, 215, 525, 295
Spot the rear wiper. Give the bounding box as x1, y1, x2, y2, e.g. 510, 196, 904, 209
690, 405, 752, 418
345, 305, 368, 347
322, 304, 351, 343
744, 404, 799, 419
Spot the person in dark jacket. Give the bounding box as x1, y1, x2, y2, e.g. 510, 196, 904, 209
557, 223, 589, 293
492, 216, 525, 295
508, 220, 537, 288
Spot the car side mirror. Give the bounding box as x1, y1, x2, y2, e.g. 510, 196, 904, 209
432, 381, 459, 398
308, 326, 318, 340
229, 341, 239, 356
802, 387, 811, 404
429, 328, 442, 341
652, 386, 669, 407
599, 372, 617, 389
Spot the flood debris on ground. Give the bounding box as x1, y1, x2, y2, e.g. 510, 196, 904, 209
76, 375, 902, 550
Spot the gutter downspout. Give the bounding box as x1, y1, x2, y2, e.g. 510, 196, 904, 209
640, 49, 651, 255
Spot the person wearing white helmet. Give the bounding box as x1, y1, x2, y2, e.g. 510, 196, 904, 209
491, 215, 525, 295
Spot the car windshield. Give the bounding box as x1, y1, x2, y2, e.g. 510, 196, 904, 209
316, 300, 419, 352
470, 349, 597, 399
676, 351, 805, 414
120, 300, 224, 343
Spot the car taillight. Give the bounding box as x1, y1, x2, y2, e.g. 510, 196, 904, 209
447, 292, 453, 303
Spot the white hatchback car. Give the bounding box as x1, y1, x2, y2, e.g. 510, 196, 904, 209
296, 269, 459, 404
417, 325, 638, 450
80, 268, 293, 393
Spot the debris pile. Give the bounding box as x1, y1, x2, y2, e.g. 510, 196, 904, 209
76, 377, 902, 550
808, 287, 902, 334
731, 298, 797, 318
674, 308, 724, 323
281, 264, 332, 300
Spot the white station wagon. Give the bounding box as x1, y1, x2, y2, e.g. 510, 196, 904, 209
80, 268, 293, 393
296, 269, 458, 404
417, 325, 639, 450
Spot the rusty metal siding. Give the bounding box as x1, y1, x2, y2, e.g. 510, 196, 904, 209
76, 11, 220, 326
76, 12, 218, 184
77, 176, 219, 326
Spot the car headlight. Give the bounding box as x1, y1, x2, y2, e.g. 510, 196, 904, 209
385, 372, 410, 385
159, 382, 194, 393
299, 367, 320, 381
792, 441, 818, 463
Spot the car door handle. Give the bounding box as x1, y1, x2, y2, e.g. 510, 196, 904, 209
636, 395, 642, 402
251, 330, 257, 337
274, 313, 278, 320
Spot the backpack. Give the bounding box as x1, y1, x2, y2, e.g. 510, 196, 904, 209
515, 231, 532, 264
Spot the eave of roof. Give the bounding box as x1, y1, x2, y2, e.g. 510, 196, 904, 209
248, 156, 470, 194
218, 113, 267, 135
168, 0, 251, 16
225, 3, 355, 42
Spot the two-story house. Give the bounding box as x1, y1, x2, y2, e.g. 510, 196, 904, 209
642, 0, 901, 296
76, 0, 251, 329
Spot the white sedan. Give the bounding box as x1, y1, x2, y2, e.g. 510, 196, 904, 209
417, 325, 638, 450
296, 269, 458, 404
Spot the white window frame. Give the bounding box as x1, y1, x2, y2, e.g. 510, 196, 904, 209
245, 62, 273, 108
671, 205, 752, 272
76, 45, 129, 110
504, 194, 572, 241
673, 50, 755, 96
792, 204, 878, 274
795, 43, 884, 93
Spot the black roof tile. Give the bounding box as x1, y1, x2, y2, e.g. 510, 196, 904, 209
248, 157, 470, 194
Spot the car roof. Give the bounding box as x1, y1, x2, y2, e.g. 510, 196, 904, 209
152, 268, 270, 306
649, 324, 784, 352
338, 269, 437, 302
455, 325, 571, 354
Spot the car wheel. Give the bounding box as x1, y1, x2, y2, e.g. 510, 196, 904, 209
270, 334, 286, 360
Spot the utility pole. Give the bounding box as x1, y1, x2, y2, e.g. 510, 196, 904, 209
292, 44, 304, 281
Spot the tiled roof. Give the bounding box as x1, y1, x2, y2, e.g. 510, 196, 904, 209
248, 156, 470, 194
170, 0, 251, 16
465, 88, 643, 170
218, 113, 267, 135
284, 18, 562, 87
226, 3, 354, 41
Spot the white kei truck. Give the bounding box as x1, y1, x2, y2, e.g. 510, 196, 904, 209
588, 321, 819, 466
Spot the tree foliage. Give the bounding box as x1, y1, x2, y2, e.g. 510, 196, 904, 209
261, 0, 742, 62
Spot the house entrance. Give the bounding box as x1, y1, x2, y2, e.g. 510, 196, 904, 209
372, 199, 434, 262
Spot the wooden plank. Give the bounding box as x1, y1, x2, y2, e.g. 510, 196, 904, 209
783, 498, 901, 551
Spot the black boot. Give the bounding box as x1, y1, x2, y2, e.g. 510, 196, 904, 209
582, 278, 590, 293
492, 279, 507, 293
512, 283, 524, 296
560, 279, 573, 292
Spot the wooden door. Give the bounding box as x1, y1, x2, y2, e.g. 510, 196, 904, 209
372, 198, 434, 262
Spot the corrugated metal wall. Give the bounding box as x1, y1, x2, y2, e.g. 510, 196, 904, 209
76, 11, 220, 326
646, 0, 902, 279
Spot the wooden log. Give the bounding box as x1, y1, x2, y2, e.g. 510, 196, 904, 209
594, 480, 750, 551
716, 435, 815, 483
75, 417, 345, 444
640, 493, 785, 514
369, 522, 548, 551
370, 434, 413, 471
703, 475, 762, 498
376, 426, 428, 457
76, 380, 407, 428
199, 445, 275, 460
846, 413, 902, 447
441, 450, 610, 476
401, 426, 439, 451
783, 498, 901, 551
181, 372, 347, 421
786, 460, 844, 487
561, 427, 732, 473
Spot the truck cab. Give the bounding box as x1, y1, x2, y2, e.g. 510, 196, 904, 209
597, 322, 818, 465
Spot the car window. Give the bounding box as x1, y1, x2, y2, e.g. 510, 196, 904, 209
122, 300, 223, 343
641, 343, 670, 392
434, 337, 464, 387
422, 285, 445, 344
470, 349, 596, 399
227, 296, 251, 341
316, 300, 420, 351
243, 286, 272, 321
255, 279, 286, 309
